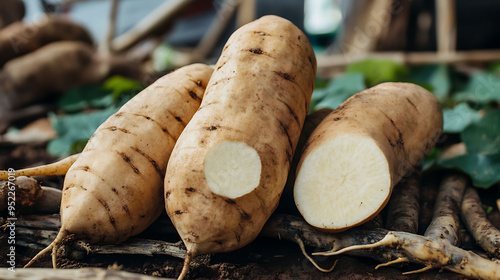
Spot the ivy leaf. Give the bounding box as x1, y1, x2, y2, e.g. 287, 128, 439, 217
408, 64, 450, 101
346, 59, 408, 87
442, 103, 481, 133
454, 72, 500, 103
311, 73, 365, 111
47, 108, 118, 156
439, 153, 500, 188
461, 110, 500, 155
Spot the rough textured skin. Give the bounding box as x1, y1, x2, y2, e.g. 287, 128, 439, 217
1, 41, 145, 110
296, 82, 443, 231
61, 64, 213, 243
164, 15, 316, 256
1, 41, 103, 109
0, 15, 93, 67
424, 173, 467, 245
385, 172, 421, 234
461, 187, 500, 258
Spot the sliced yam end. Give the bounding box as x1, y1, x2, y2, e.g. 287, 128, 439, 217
204, 140, 262, 199
294, 135, 391, 231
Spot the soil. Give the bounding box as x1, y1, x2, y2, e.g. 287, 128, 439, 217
0, 142, 489, 280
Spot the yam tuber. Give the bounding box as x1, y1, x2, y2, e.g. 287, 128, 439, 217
23, 63, 214, 268
164, 15, 316, 280
294, 82, 443, 232
0, 15, 92, 67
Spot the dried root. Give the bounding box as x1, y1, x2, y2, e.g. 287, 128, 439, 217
385, 172, 420, 233
7, 212, 500, 279
314, 230, 500, 280
263, 210, 500, 279
418, 174, 439, 234
461, 187, 500, 258
424, 172, 467, 245
262, 214, 405, 263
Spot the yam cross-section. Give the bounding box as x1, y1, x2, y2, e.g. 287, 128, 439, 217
163, 15, 316, 277
294, 82, 443, 232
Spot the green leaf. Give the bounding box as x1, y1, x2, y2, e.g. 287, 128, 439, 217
103, 76, 144, 100
461, 110, 500, 155
47, 108, 118, 156
439, 153, 500, 188
486, 61, 500, 74
346, 59, 408, 87
442, 103, 481, 133
454, 72, 500, 103
314, 77, 330, 90
311, 73, 366, 111
58, 85, 114, 113
408, 64, 450, 101
422, 147, 440, 170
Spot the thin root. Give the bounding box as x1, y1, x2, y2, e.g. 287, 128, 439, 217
295, 235, 337, 273
262, 214, 500, 280
177, 250, 194, 280
402, 265, 434, 275
51, 245, 58, 269
313, 232, 396, 256
0, 153, 80, 180
24, 229, 67, 268
375, 257, 409, 269
76, 241, 93, 254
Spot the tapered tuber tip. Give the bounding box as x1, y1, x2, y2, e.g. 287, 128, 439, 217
24, 243, 53, 268
177, 249, 195, 280
24, 229, 67, 268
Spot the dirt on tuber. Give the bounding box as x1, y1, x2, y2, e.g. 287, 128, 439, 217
164, 15, 316, 280
22, 63, 214, 269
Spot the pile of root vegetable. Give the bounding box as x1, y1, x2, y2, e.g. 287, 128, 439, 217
1, 15, 500, 280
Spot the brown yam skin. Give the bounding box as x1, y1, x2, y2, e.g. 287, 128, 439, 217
0, 15, 93, 67
164, 15, 316, 255
1, 41, 103, 110
60, 64, 213, 243
1, 41, 146, 110
0, 0, 25, 29
461, 187, 500, 258
298, 82, 443, 232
